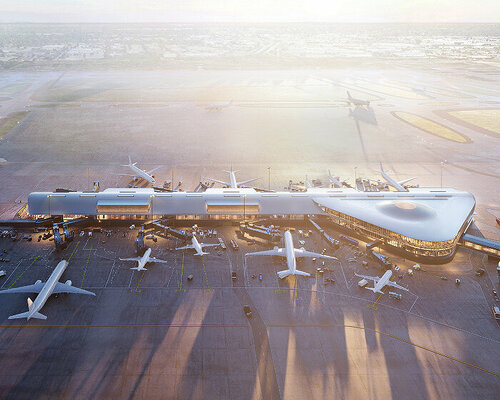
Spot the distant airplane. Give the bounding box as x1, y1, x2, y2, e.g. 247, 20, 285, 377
328, 170, 349, 188
346, 90, 370, 107
175, 234, 220, 256
120, 247, 168, 271
206, 100, 233, 111
206, 169, 259, 189
116, 156, 161, 184
355, 270, 408, 294
377, 162, 415, 192
246, 230, 337, 279
0, 260, 95, 320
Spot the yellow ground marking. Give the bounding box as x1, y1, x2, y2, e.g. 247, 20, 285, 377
67, 241, 80, 262
130, 270, 146, 293
201, 257, 214, 293
367, 289, 385, 310
392, 111, 470, 143
2, 322, 497, 377
80, 244, 93, 288
7, 256, 39, 289
293, 276, 302, 300
447, 109, 500, 135
176, 251, 186, 292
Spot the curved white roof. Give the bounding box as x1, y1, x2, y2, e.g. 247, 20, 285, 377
312, 188, 475, 242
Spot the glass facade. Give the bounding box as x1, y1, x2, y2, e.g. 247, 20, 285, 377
320, 206, 472, 258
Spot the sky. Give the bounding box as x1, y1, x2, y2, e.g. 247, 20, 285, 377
0, 0, 499, 23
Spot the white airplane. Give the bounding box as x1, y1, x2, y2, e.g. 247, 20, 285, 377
355, 270, 408, 294
328, 170, 349, 188
120, 247, 168, 271
246, 230, 337, 279
176, 234, 220, 256
116, 156, 161, 184
206, 100, 233, 111
377, 162, 415, 192
206, 169, 259, 189
0, 260, 95, 320
346, 90, 370, 107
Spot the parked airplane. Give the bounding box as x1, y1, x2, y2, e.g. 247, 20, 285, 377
355, 270, 408, 294
206, 100, 233, 111
377, 162, 415, 192
246, 230, 337, 279
120, 247, 168, 271
206, 169, 259, 189
0, 260, 95, 320
176, 234, 220, 256
328, 170, 350, 188
116, 156, 161, 184
346, 90, 370, 107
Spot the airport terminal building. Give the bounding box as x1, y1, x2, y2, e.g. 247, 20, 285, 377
28, 187, 475, 263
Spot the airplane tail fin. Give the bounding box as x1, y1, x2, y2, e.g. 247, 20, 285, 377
277, 269, 292, 279
294, 269, 311, 277
194, 252, 210, 256
347, 90, 352, 99
128, 155, 132, 165
131, 266, 146, 271
27, 297, 34, 311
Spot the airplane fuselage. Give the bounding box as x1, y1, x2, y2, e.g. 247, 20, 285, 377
129, 164, 155, 184
284, 231, 297, 273
381, 171, 406, 192
191, 236, 204, 255
137, 247, 152, 270
28, 260, 68, 319
373, 270, 393, 293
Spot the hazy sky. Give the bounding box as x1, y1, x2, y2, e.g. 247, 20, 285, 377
1, 0, 499, 23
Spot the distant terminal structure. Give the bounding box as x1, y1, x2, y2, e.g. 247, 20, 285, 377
28, 186, 476, 263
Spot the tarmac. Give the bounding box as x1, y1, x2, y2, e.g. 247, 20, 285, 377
0, 67, 499, 399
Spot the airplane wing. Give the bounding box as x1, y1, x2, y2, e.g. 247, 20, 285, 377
147, 166, 161, 175
52, 282, 96, 295
294, 249, 338, 260
0, 281, 45, 294
398, 177, 416, 186
148, 257, 168, 264
386, 281, 409, 292
246, 248, 284, 257
176, 245, 194, 251
120, 257, 142, 262
206, 178, 230, 186
237, 177, 259, 186
354, 272, 379, 283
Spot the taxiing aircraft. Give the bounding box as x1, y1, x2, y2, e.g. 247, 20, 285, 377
206, 100, 233, 111
246, 230, 337, 279
377, 162, 415, 192
355, 270, 408, 294
176, 234, 220, 256
346, 90, 370, 107
0, 260, 95, 320
206, 169, 259, 189
116, 156, 161, 184
120, 247, 168, 271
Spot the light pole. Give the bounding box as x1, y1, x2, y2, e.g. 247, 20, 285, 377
440, 160, 447, 188
243, 194, 246, 222
268, 166, 271, 191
